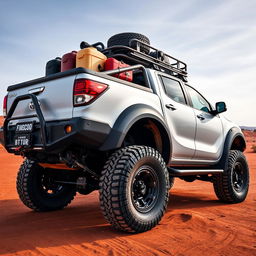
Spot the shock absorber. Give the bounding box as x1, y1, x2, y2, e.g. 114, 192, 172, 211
59, 151, 100, 179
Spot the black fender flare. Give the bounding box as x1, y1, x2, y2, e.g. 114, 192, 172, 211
214, 127, 246, 171
100, 104, 172, 160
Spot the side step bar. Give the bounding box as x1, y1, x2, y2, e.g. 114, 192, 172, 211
168, 168, 223, 177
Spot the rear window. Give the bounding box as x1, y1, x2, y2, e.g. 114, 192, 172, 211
161, 76, 186, 104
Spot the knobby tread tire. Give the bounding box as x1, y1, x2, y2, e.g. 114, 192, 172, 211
107, 32, 150, 54
99, 146, 169, 233
17, 159, 76, 212
213, 150, 249, 203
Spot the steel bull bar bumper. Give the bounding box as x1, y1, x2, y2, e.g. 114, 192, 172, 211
0, 94, 111, 154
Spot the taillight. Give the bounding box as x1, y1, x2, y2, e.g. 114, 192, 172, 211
73, 79, 108, 106
3, 95, 8, 117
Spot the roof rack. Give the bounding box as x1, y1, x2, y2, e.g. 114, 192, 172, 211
102, 39, 188, 82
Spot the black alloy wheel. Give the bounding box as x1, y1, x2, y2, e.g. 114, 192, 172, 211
131, 165, 159, 213
17, 159, 76, 211
99, 146, 170, 233
213, 150, 249, 203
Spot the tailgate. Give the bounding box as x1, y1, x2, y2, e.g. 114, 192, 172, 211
7, 75, 76, 122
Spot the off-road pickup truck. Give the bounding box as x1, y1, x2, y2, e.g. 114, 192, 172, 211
0, 33, 249, 233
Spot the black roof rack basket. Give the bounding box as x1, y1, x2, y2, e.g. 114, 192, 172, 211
102, 39, 188, 82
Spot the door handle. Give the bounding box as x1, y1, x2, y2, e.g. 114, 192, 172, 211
165, 104, 176, 111
197, 114, 205, 120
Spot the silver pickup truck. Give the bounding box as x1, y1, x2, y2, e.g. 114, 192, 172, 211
0, 33, 249, 233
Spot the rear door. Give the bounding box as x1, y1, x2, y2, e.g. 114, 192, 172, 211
158, 74, 196, 160
185, 85, 223, 161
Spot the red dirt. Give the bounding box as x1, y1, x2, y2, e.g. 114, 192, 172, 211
243, 130, 256, 153
0, 129, 255, 255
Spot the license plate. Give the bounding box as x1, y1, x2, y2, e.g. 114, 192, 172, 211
16, 122, 34, 133
14, 134, 31, 147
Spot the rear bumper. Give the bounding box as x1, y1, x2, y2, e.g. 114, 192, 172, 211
0, 117, 111, 154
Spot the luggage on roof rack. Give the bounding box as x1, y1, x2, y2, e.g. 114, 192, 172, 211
105, 58, 133, 81
102, 39, 187, 82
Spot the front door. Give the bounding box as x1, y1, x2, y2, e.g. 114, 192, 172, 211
185, 86, 223, 161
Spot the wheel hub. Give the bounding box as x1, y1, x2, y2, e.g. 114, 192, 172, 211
131, 165, 159, 213
232, 162, 245, 193
135, 180, 147, 195
41, 171, 63, 195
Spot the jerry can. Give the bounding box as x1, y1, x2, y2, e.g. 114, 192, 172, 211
61, 51, 77, 72
45, 57, 61, 76
105, 58, 133, 81
76, 47, 107, 72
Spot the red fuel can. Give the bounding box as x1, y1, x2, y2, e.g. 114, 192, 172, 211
105, 58, 133, 82
61, 51, 77, 72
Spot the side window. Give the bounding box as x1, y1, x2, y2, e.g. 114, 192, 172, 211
186, 86, 211, 112
161, 76, 186, 104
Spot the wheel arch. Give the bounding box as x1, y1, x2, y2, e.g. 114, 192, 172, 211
100, 104, 172, 164
214, 127, 246, 170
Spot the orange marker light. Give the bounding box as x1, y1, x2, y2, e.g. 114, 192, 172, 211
65, 125, 72, 133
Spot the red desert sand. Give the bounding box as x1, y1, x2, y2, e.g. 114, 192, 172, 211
0, 118, 255, 255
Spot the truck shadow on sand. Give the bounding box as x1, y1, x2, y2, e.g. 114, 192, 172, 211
169, 191, 223, 210
0, 192, 224, 254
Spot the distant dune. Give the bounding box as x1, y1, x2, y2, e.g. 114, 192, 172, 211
242, 129, 256, 145
240, 126, 256, 131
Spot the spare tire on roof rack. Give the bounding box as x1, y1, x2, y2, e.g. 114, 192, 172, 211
107, 32, 150, 54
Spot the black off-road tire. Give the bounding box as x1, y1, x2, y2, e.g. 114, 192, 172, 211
107, 32, 150, 54
213, 150, 249, 203
99, 146, 170, 233
17, 159, 76, 211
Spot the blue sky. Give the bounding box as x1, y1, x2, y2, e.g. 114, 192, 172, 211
0, 0, 255, 125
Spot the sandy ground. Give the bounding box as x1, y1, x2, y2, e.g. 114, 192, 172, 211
0, 137, 255, 255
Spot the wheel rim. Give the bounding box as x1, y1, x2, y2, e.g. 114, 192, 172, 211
232, 162, 247, 193
131, 165, 159, 213
39, 170, 64, 196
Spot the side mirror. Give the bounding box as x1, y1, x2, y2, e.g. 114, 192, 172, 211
215, 101, 227, 114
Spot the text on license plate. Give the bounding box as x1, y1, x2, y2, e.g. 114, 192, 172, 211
14, 134, 31, 146
16, 122, 33, 133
